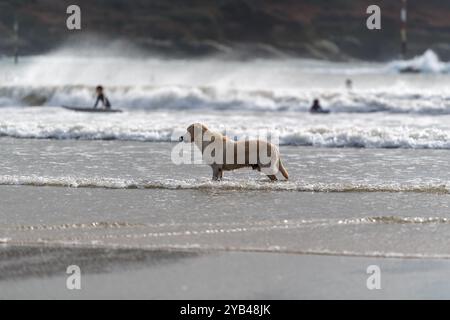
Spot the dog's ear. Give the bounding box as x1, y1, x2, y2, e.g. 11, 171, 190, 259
186, 123, 208, 142
188, 123, 204, 142
201, 124, 209, 134
191, 123, 207, 135
187, 124, 194, 136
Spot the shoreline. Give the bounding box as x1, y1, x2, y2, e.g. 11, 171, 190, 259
1, 183, 450, 261
2, 245, 450, 299
3, 243, 450, 261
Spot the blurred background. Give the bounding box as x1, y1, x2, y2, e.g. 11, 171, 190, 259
1, 0, 450, 61
1, 0, 450, 135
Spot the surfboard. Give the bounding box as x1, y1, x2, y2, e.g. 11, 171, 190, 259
310, 109, 330, 114
62, 106, 123, 113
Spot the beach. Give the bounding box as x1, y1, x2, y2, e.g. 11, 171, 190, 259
1, 139, 450, 298
1, 52, 450, 299
3, 247, 450, 299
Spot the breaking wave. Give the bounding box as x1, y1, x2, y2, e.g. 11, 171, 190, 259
3, 85, 450, 115
1, 114, 450, 149
0, 175, 449, 193
1, 50, 450, 150
279, 127, 450, 149
389, 50, 450, 74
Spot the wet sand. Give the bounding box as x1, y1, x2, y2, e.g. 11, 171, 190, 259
2, 245, 450, 299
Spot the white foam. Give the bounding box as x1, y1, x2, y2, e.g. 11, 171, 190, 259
0, 174, 448, 193
3, 85, 450, 115
389, 50, 450, 74
1, 49, 450, 150
280, 126, 450, 149
0, 107, 450, 149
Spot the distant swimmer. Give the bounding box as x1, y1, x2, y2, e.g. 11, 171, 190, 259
310, 99, 330, 114
94, 85, 111, 109
346, 79, 353, 91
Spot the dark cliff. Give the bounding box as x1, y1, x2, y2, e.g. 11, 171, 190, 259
1, 0, 450, 60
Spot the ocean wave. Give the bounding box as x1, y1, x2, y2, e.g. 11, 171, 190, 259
279, 127, 450, 149
389, 50, 450, 74
1, 120, 450, 149
0, 175, 448, 193
2, 50, 450, 115
2, 84, 450, 115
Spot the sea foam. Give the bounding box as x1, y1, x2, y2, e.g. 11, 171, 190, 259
0, 174, 448, 193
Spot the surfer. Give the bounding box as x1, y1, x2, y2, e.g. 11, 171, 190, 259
310, 99, 329, 114
346, 79, 353, 91
94, 85, 111, 109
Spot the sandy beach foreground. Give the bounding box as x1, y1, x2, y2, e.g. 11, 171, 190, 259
1, 245, 450, 299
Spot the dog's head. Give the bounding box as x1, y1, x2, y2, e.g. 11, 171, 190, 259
179, 123, 209, 143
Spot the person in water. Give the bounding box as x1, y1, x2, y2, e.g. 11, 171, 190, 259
310, 99, 330, 114
94, 85, 111, 109
346, 78, 353, 91
310, 99, 322, 113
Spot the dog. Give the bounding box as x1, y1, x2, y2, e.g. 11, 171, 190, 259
180, 123, 289, 181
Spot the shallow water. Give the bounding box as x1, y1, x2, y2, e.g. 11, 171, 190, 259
0, 139, 449, 259
0, 138, 449, 190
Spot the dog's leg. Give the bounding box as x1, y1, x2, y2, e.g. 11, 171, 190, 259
267, 175, 278, 181
251, 164, 262, 172
218, 168, 223, 180
212, 165, 220, 181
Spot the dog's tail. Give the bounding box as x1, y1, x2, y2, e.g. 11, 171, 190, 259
278, 159, 289, 180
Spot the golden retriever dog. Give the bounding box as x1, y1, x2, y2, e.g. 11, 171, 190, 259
180, 123, 289, 181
